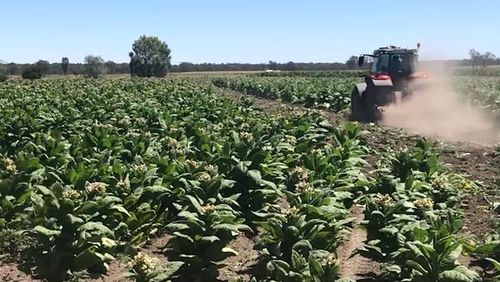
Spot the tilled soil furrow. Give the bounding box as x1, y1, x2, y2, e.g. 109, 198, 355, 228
337, 205, 381, 280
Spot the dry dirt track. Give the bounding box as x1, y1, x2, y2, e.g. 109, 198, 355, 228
221, 88, 500, 279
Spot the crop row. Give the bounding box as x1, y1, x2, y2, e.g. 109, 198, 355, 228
454, 76, 500, 120
0, 78, 497, 281
357, 140, 499, 281
0, 79, 367, 281
212, 76, 358, 112
255, 70, 366, 79
454, 68, 500, 77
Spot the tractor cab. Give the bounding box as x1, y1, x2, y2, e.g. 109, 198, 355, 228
359, 46, 419, 78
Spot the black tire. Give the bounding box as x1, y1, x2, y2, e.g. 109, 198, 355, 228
362, 88, 378, 122
350, 87, 365, 121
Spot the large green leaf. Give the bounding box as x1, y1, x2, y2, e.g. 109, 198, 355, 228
185, 195, 203, 214
78, 221, 114, 237
33, 225, 61, 237
148, 261, 184, 282
438, 266, 480, 282
441, 243, 462, 267
74, 247, 105, 270
308, 255, 325, 278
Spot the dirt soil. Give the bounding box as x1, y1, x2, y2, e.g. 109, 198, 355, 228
0, 262, 42, 282
337, 205, 381, 280
218, 233, 259, 282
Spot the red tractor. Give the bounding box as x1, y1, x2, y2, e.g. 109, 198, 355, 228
351, 45, 429, 122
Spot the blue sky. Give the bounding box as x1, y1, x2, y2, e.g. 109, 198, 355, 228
1, 0, 499, 64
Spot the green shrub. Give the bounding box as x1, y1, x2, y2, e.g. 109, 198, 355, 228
0, 65, 7, 81
21, 65, 42, 80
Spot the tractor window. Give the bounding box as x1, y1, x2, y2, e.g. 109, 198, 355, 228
371, 54, 390, 73
371, 53, 417, 74
400, 54, 417, 73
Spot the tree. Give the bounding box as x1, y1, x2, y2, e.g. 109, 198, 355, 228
83, 55, 105, 78
268, 60, 278, 70
129, 35, 171, 77
179, 62, 195, 72
35, 60, 50, 76
481, 51, 496, 68
469, 49, 497, 68
104, 61, 117, 74
7, 63, 18, 75
0, 64, 7, 82
21, 65, 42, 80
346, 56, 358, 69
284, 61, 296, 71
129, 52, 139, 76
469, 49, 481, 68
61, 57, 69, 75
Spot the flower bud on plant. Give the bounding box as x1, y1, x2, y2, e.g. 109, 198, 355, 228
432, 174, 449, 189
373, 193, 395, 208
413, 197, 434, 210
284, 206, 300, 216
161, 137, 178, 148
196, 172, 211, 183
96, 123, 113, 129
85, 182, 107, 195
294, 181, 313, 193
312, 148, 323, 156
1, 157, 17, 174
285, 135, 297, 146
204, 164, 217, 175
290, 166, 309, 183
212, 123, 223, 131
185, 159, 200, 169
63, 189, 81, 200
135, 117, 147, 125
127, 130, 141, 138
200, 203, 216, 214
119, 116, 131, 126
132, 163, 148, 174
130, 252, 158, 275
240, 131, 254, 142
324, 253, 339, 267
116, 177, 131, 192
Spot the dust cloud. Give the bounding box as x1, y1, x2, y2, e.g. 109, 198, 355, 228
381, 63, 500, 146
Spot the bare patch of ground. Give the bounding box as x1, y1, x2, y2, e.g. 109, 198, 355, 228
218, 234, 259, 282
0, 262, 41, 282
337, 205, 381, 280
86, 257, 131, 282
86, 234, 171, 282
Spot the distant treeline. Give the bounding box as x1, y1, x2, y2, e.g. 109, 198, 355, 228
2, 59, 500, 76
0, 62, 130, 76
172, 61, 356, 72
0, 61, 361, 76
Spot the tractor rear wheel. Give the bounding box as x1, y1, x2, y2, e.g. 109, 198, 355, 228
350, 87, 365, 121
362, 88, 379, 122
